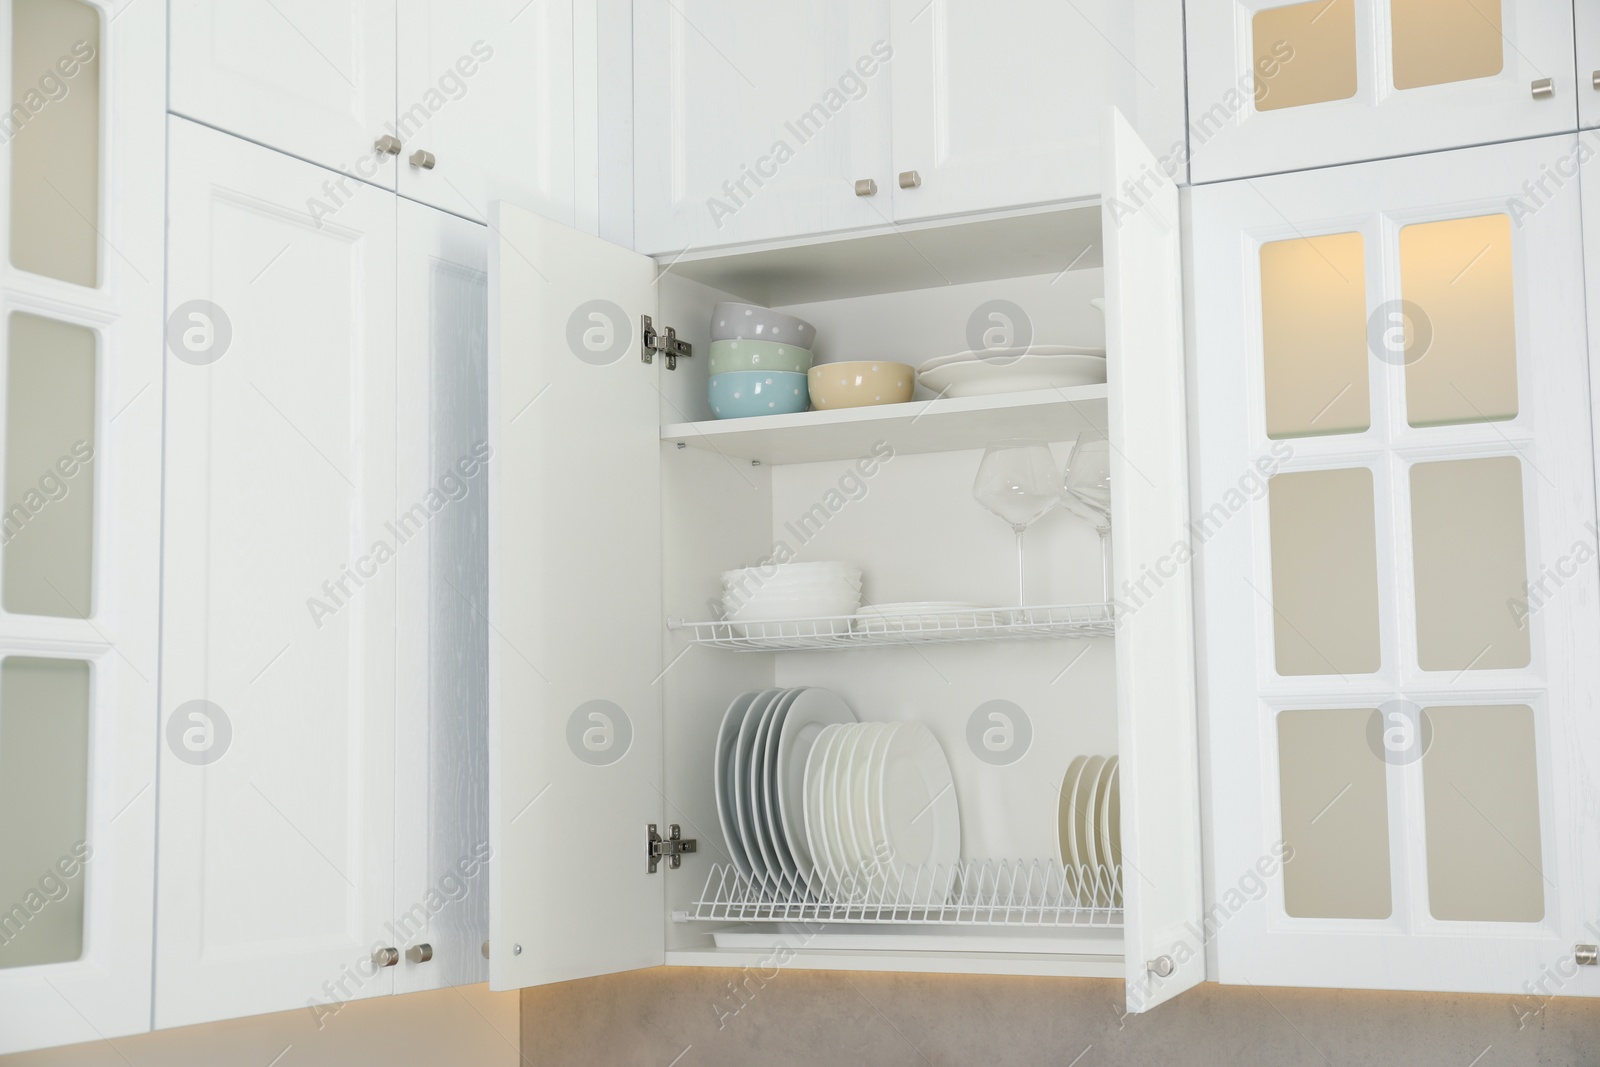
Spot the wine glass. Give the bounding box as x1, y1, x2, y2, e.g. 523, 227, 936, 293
1062, 432, 1112, 602
972, 441, 1062, 608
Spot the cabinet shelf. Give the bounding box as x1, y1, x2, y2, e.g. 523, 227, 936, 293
667, 603, 1115, 652
680, 859, 1122, 929
661, 386, 1108, 465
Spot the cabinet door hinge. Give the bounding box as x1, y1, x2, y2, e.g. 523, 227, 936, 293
641, 315, 693, 370
648, 823, 696, 873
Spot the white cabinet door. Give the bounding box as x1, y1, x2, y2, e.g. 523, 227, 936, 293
1192, 135, 1600, 994
890, 0, 1186, 222
632, 0, 892, 255
393, 197, 492, 994
487, 203, 664, 987
170, 0, 398, 189
1102, 110, 1205, 1012
1578, 0, 1600, 129
395, 0, 576, 226
158, 117, 399, 1028
1186, 0, 1576, 183
0, 0, 165, 1052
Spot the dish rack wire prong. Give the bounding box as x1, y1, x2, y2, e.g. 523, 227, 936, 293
685, 858, 1122, 928
667, 603, 1116, 652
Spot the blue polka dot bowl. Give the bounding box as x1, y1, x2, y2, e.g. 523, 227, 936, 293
708, 371, 809, 419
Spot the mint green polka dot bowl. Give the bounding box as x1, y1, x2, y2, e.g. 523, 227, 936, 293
708, 371, 809, 419
707, 338, 813, 375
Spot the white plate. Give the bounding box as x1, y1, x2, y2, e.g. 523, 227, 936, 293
918, 353, 1108, 398
776, 689, 856, 877
861, 721, 904, 894
803, 723, 846, 889
824, 725, 868, 898
746, 689, 793, 882
760, 688, 808, 885
829, 724, 873, 900
847, 724, 892, 898
916, 343, 1106, 373
714, 690, 765, 881
854, 602, 1007, 632
1074, 755, 1108, 875
874, 723, 960, 901
1098, 758, 1121, 903
732, 689, 783, 882
1055, 755, 1091, 869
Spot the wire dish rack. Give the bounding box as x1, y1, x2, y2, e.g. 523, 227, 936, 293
667, 603, 1116, 652
682, 859, 1122, 928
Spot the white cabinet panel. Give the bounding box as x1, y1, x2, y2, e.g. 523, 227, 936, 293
1101, 110, 1204, 1012
0, 0, 165, 1052
1579, 0, 1600, 129
170, 0, 397, 189
632, 0, 892, 254
487, 203, 664, 988
158, 117, 399, 1027
1187, 0, 1577, 183
396, 0, 576, 226
1192, 135, 1600, 994
890, 0, 1186, 221
393, 198, 491, 994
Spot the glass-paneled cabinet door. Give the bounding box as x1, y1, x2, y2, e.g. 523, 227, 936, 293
1191, 134, 1600, 995
1186, 1, 1576, 183
1577, 0, 1600, 129
0, 0, 165, 1054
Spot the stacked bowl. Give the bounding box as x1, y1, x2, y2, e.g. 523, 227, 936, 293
709, 302, 816, 419
721, 562, 862, 632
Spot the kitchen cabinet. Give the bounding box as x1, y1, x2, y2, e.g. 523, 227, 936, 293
888, 0, 1186, 222
1190, 134, 1600, 995
1185, 0, 1577, 183
395, 0, 576, 226
170, 0, 578, 225
169, 0, 399, 189
631, 0, 893, 255
158, 119, 491, 1026
0, 0, 166, 1054
1578, 0, 1600, 130
487, 109, 1205, 1013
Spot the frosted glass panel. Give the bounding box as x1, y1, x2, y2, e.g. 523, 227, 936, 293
10, 0, 101, 286
1423, 705, 1543, 921
0, 657, 89, 968
1268, 468, 1382, 676
1401, 215, 1517, 427
1261, 232, 1370, 438
1253, 0, 1358, 112
3, 313, 97, 617
1410, 457, 1528, 671
1277, 708, 1392, 919
1392, 0, 1504, 90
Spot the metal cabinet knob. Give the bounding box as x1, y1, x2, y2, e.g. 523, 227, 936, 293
854, 178, 878, 197
406, 943, 434, 964
373, 946, 400, 968
1577, 944, 1598, 966
1591, 70, 1599, 91
409, 149, 436, 170
1531, 77, 1555, 99
1147, 955, 1175, 978
898, 170, 922, 190
375, 134, 402, 156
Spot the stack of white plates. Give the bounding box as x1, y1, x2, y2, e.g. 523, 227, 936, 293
721, 562, 862, 623
714, 688, 857, 888
917, 344, 1106, 398
1057, 754, 1121, 902
803, 720, 961, 904
853, 602, 1007, 633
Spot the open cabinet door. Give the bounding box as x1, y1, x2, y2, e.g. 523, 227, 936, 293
1102, 108, 1206, 1012
488, 203, 665, 988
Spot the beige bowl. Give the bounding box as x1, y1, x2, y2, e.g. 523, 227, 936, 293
807, 361, 916, 410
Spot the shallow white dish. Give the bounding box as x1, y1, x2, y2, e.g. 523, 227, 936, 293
714, 690, 764, 881
854, 602, 1007, 632
875, 722, 960, 902
776, 689, 856, 876
733, 689, 784, 881
803, 723, 846, 889
1074, 755, 1108, 875
917, 343, 1104, 374
760, 688, 808, 884
1056, 755, 1091, 870
845, 723, 891, 898
918, 352, 1108, 398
